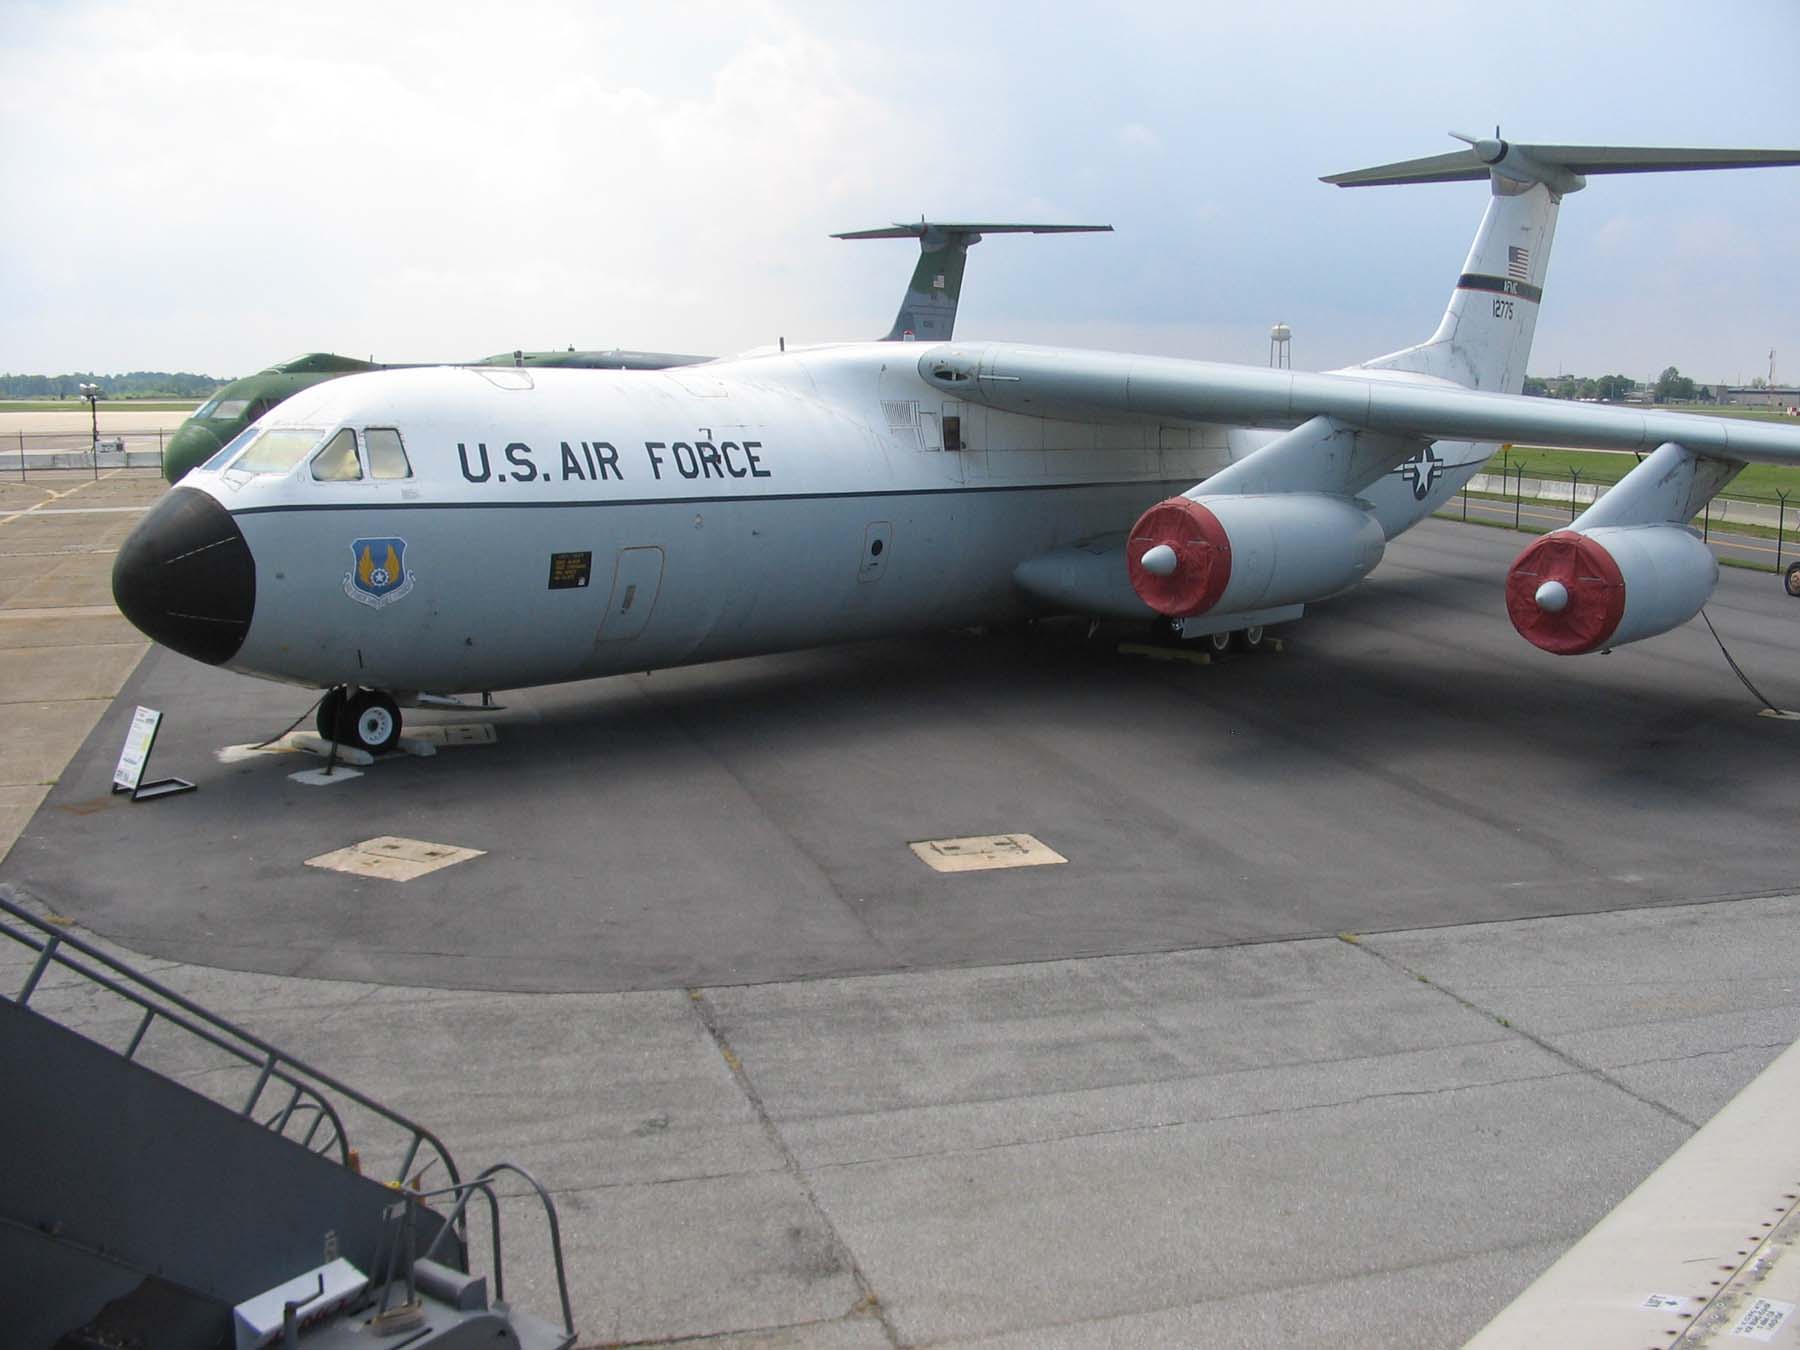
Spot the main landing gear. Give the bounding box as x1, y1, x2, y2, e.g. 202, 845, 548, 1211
317, 686, 403, 754
1150, 619, 1269, 654
1198, 625, 1267, 654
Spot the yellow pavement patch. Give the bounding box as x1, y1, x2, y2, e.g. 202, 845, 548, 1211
908, 833, 1068, 873
305, 836, 486, 882
1117, 642, 1213, 665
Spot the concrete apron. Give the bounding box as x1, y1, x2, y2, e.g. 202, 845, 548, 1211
0, 469, 160, 858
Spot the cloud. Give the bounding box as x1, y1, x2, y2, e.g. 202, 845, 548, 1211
2, 0, 1797, 381
1117, 123, 1160, 152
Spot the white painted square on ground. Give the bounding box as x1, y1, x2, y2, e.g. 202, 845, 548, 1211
304, 836, 485, 881
908, 833, 1066, 873
288, 767, 363, 787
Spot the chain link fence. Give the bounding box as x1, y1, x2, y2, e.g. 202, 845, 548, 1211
1452, 456, 1799, 571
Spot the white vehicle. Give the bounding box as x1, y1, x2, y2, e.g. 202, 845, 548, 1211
113, 136, 1800, 752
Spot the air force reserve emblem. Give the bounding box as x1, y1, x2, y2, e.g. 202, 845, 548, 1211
344, 537, 416, 609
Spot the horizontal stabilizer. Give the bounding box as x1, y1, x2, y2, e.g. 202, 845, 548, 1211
1324, 136, 1800, 191
832, 222, 1111, 240
840, 221, 1112, 343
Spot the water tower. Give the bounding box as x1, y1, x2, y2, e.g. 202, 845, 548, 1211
1269, 322, 1292, 369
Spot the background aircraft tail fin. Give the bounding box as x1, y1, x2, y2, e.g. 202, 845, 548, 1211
1326, 137, 1800, 395
833, 221, 1111, 342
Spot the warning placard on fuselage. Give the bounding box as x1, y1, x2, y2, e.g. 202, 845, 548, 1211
548, 551, 593, 589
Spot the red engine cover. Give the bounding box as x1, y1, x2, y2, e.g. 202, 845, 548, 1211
1505, 531, 1627, 655
1127, 497, 1232, 616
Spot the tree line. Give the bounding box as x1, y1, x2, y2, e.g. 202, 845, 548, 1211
1523, 367, 1710, 404
0, 371, 231, 399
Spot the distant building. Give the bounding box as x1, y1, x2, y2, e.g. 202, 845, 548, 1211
1710, 384, 1800, 412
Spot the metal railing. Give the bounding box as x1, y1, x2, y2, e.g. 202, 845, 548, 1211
417, 1163, 577, 1337
0, 893, 460, 1192
4, 428, 170, 478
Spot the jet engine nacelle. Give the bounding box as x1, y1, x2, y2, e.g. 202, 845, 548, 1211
1127, 493, 1386, 617
1505, 524, 1717, 655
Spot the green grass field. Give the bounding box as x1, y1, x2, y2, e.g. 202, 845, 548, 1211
0, 399, 199, 413
1485, 446, 1800, 503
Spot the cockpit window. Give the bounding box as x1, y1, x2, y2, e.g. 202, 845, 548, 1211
364, 427, 412, 479
230, 427, 327, 475
193, 397, 221, 420
209, 398, 251, 421
310, 428, 363, 482
202, 424, 262, 473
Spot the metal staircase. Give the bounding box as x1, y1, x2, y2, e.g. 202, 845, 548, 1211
0, 891, 575, 1349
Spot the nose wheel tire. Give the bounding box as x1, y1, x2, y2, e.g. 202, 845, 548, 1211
344, 690, 403, 754
1785, 561, 1800, 598
318, 687, 403, 753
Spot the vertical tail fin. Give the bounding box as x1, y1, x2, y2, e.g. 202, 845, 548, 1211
1325, 136, 1800, 395
1356, 176, 1560, 393
833, 221, 1112, 342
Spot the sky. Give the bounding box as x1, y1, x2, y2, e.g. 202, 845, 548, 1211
2, 0, 1796, 385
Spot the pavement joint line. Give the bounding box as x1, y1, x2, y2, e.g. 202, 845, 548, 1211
684, 986, 903, 1349
568, 1310, 878, 1350
0, 467, 130, 528
796, 1064, 1593, 1175
932, 1230, 1573, 1347
16, 506, 151, 516
1600, 1039, 1800, 1073
1339, 932, 1703, 1132
0, 604, 124, 620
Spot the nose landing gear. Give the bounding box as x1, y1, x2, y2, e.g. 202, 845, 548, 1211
317, 686, 403, 754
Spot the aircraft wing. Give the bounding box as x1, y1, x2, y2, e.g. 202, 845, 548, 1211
918, 342, 1800, 465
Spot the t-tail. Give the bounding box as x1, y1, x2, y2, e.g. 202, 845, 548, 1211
1322, 135, 1800, 534
833, 221, 1112, 342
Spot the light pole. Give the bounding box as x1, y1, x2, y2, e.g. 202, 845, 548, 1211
79, 383, 101, 479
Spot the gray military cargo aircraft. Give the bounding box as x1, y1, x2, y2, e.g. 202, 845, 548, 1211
114, 136, 1800, 753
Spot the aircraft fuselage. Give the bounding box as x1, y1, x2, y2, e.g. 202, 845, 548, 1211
133, 347, 1237, 696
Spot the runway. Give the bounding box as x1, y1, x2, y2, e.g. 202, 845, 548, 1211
4, 484, 1800, 1346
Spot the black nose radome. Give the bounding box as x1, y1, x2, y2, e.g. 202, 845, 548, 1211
113, 488, 255, 665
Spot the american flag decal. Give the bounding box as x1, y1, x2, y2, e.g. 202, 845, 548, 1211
1507, 246, 1530, 281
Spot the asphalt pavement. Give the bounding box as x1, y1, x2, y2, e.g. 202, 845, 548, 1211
6, 498, 1800, 1346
